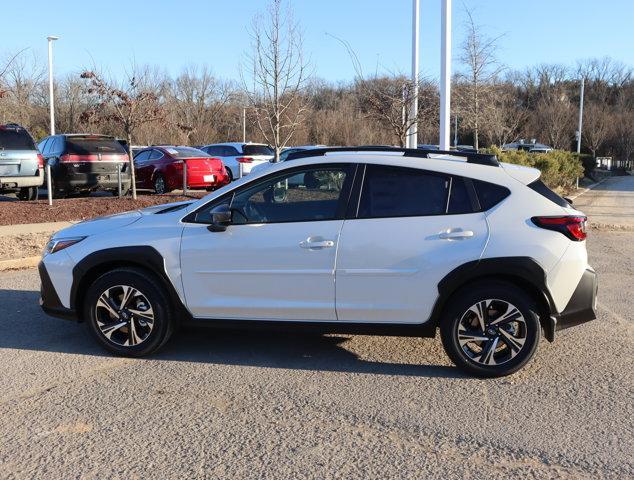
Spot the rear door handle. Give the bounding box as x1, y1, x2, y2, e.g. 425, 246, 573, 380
439, 229, 474, 240
299, 237, 335, 249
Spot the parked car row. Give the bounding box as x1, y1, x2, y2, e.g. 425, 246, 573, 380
1, 122, 327, 200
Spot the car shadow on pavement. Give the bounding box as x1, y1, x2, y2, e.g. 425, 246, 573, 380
0, 287, 465, 380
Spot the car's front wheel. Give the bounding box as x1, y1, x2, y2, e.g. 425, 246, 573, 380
154, 174, 168, 195
440, 281, 541, 377
84, 268, 174, 357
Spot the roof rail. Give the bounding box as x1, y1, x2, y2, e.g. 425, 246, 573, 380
286, 146, 500, 167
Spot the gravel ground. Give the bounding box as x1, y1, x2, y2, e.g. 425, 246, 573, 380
0, 191, 205, 226
0, 232, 50, 261
0, 230, 631, 479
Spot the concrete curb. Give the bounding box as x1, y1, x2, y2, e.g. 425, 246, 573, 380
569, 178, 607, 201
0, 221, 78, 238
0, 256, 40, 271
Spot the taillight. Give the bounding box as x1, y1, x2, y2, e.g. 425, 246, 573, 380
531, 216, 587, 241
236, 156, 253, 163
37, 153, 44, 168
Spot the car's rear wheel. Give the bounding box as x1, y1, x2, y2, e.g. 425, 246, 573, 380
440, 282, 541, 377
225, 167, 233, 183
17, 186, 38, 201
154, 174, 167, 194
84, 268, 174, 357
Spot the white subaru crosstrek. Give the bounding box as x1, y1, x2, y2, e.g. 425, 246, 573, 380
39, 147, 597, 377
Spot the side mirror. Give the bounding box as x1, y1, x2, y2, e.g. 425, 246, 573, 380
207, 204, 232, 232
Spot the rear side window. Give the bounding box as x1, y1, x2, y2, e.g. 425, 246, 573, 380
447, 177, 474, 214
0, 129, 36, 150
473, 180, 510, 210
65, 137, 126, 155
528, 179, 570, 208
358, 165, 449, 218
243, 144, 273, 156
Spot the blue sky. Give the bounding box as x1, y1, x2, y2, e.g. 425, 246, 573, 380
2, 0, 633, 82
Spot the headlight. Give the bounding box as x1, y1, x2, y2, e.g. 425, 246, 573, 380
44, 236, 86, 255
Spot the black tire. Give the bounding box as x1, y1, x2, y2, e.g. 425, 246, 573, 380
84, 267, 174, 357
440, 281, 541, 377
225, 167, 233, 183
154, 174, 167, 194
17, 186, 38, 201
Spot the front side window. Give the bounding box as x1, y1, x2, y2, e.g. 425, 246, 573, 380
358, 165, 449, 218
191, 165, 352, 225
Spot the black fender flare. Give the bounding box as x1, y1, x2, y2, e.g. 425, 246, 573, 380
71, 246, 191, 322
428, 257, 557, 341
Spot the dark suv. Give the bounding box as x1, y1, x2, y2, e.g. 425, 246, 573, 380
0, 124, 43, 200
38, 134, 131, 197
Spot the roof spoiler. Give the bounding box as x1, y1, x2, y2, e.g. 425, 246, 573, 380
286, 146, 500, 167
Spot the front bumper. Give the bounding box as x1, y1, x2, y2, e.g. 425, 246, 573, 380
38, 261, 77, 321
546, 268, 598, 340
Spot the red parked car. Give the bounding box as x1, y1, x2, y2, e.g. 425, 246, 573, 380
133, 146, 229, 194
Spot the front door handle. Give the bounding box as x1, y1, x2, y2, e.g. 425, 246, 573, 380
439, 229, 474, 240
299, 237, 335, 249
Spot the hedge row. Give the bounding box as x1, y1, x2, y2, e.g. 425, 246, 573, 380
486, 147, 584, 193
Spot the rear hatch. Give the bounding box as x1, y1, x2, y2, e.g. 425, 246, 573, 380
0, 126, 41, 177
61, 136, 129, 174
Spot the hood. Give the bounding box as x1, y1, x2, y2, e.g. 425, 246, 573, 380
53, 210, 142, 239
138, 200, 192, 215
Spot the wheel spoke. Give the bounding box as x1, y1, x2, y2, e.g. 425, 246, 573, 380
498, 328, 526, 353
478, 337, 500, 365
118, 286, 137, 310
458, 324, 490, 346
98, 320, 127, 340
128, 306, 154, 323
467, 300, 489, 333
97, 292, 119, 318
489, 304, 523, 326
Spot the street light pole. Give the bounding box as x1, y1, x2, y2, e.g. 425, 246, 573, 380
576, 77, 585, 154
439, 0, 452, 150
407, 0, 420, 149
46, 36, 59, 135
242, 107, 246, 143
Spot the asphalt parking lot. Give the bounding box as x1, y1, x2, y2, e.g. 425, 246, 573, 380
0, 225, 632, 478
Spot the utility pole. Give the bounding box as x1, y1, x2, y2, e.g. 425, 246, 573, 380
576, 78, 585, 154
439, 0, 452, 150
242, 107, 246, 143
407, 0, 420, 148
47, 36, 59, 135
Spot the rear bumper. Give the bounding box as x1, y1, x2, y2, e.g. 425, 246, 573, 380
56, 173, 131, 191
184, 172, 230, 188
545, 268, 597, 340
38, 261, 77, 321
0, 169, 44, 189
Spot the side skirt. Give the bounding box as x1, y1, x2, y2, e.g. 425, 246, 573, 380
182, 318, 437, 338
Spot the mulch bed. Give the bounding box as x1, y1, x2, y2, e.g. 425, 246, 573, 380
0, 192, 206, 226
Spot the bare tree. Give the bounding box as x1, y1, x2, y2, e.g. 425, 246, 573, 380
79, 67, 166, 199
583, 102, 611, 158
484, 82, 526, 147
456, 8, 504, 149
242, 0, 309, 161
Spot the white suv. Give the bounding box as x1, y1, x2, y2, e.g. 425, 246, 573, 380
38, 147, 597, 377
200, 142, 274, 180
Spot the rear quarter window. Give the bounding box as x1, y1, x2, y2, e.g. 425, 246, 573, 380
473, 180, 511, 210
528, 179, 570, 208
0, 129, 36, 150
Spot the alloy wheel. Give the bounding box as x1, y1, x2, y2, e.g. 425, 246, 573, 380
456, 299, 527, 366
155, 176, 166, 194
94, 285, 155, 347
